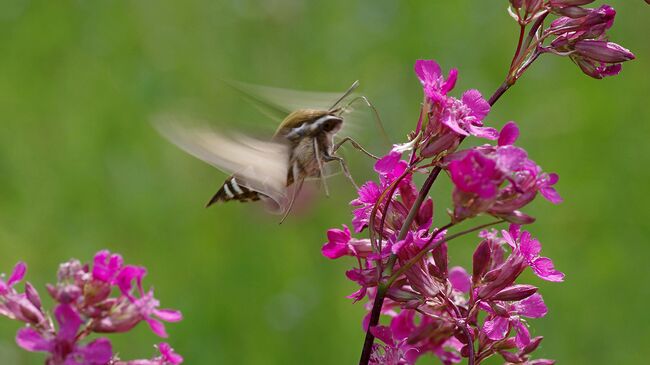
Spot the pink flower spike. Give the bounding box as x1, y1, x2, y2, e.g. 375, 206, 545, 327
158, 342, 184, 364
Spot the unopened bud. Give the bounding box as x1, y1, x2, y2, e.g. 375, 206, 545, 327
24, 282, 42, 309
492, 284, 538, 301
499, 350, 522, 363
522, 336, 544, 355
574, 40, 635, 63
472, 240, 491, 283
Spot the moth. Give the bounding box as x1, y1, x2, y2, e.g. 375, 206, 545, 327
156, 81, 382, 221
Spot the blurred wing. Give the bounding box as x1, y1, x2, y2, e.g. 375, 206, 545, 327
226, 80, 350, 121
226, 79, 390, 152
155, 119, 290, 212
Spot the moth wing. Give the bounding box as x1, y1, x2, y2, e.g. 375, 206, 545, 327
227, 80, 390, 153
155, 120, 290, 213
226, 80, 344, 120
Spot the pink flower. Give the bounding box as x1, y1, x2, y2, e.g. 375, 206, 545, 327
482, 293, 548, 349
92, 250, 124, 284
449, 150, 503, 199
16, 304, 113, 365
414, 59, 458, 103
0, 262, 27, 295
157, 342, 184, 364
445, 122, 561, 222
415, 60, 497, 158
503, 225, 565, 282
322, 225, 372, 260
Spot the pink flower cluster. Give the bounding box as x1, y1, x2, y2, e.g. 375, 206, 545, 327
324, 59, 570, 364
323, 5, 637, 362
0, 251, 183, 365
508, 1, 634, 79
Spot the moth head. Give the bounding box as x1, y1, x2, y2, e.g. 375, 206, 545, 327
312, 114, 343, 135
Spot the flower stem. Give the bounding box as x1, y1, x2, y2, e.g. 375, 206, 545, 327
358, 167, 441, 365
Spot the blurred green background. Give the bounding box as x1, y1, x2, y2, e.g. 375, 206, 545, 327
0, 0, 648, 364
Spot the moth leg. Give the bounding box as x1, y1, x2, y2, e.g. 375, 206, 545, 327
314, 138, 330, 197
279, 176, 305, 225
323, 153, 358, 190
333, 136, 379, 160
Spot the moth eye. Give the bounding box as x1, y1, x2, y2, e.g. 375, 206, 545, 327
322, 120, 339, 132
323, 122, 335, 132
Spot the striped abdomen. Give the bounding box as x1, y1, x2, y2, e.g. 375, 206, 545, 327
206, 176, 261, 207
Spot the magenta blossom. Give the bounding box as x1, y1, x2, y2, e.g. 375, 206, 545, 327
446, 122, 561, 222
16, 304, 113, 365
481, 293, 548, 349
503, 225, 565, 282
0, 262, 26, 295
415, 60, 497, 157
93, 250, 124, 284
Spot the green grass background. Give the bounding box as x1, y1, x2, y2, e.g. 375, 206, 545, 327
0, 1, 648, 364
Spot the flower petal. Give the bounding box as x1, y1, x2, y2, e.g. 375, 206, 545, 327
154, 308, 183, 322
483, 316, 509, 341
462, 89, 490, 121
448, 266, 471, 293
515, 293, 548, 318
54, 304, 83, 341
15, 328, 52, 352
498, 122, 520, 146
531, 257, 565, 282
7, 262, 27, 287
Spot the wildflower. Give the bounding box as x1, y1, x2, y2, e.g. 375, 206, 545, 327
93, 250, 124, 284
445, 122, 561, 222
16, 304, 114, 365
481, 293, 548, 349
502, 225, 565, 282
414, 60, 497, 158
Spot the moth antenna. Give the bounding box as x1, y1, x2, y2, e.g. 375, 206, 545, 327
279, 177, 305, 225
329, 80, 360, 111
343, 95, 390, 146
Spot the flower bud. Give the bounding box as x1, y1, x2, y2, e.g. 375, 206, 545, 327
24, 282, 42, 310
522, 336, 544, 355
553, 6, 590, 18
509, 0, 523, 9
574, 40, 635, 63
386, 287, 422, 303
492, 284, 538, 301
548, 0, 594, 6
499, 350, 522, 363
472, 240, 491, 283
